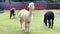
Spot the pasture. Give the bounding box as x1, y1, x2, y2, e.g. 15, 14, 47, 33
0, 10, 60, 34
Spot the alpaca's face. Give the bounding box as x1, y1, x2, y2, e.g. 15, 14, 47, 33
28, 2, 35, 9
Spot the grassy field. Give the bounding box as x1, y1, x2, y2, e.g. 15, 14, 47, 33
0, 10, 60, 34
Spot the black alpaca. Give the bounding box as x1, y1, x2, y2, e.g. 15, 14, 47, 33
44, 11, 54, 28
10, 8, 15, 19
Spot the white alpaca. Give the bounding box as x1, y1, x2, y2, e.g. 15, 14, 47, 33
19, 2, 35, 32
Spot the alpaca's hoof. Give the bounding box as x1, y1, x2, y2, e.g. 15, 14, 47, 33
21, 28, 24, 31
45, 25, 47, 27
51, 26, 53, 29
10, 18, 11, 19
25, 30, 30, 33
13, 17, 15, 19
25, 31, 30, 33
48, 27, 50, 28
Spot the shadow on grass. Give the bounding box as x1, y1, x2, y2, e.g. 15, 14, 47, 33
14, 30, 32, 34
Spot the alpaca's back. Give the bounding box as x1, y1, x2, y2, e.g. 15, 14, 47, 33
10, 9, 15, 14
19, 9, 30, 20
44, 11, 54, 20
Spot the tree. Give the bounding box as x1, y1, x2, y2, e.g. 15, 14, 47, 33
46, 0, 59, 3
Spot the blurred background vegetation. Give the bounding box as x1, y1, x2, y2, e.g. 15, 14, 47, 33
0, 0, 59, 3
0, 0, 59, 4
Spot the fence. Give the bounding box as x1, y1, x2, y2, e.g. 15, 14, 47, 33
0, 1, 60, 10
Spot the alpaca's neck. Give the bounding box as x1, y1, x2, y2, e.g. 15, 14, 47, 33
29, 8, 32, 15
26, 7, 33, 15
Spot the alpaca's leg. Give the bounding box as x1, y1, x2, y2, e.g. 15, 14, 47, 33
25, 20, 28, 32
25, 20, 30, 32
10, 13, 12, 19
51, 19, 54, 28
20, 19, 23, 30
27, 21, 30, 32
45, 20, 47, 26
48, 20, 51, 28
44, 18, 47, 26
13, 14, 15, 19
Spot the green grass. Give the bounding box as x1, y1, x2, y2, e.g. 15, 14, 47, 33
0, 10, 60, 34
